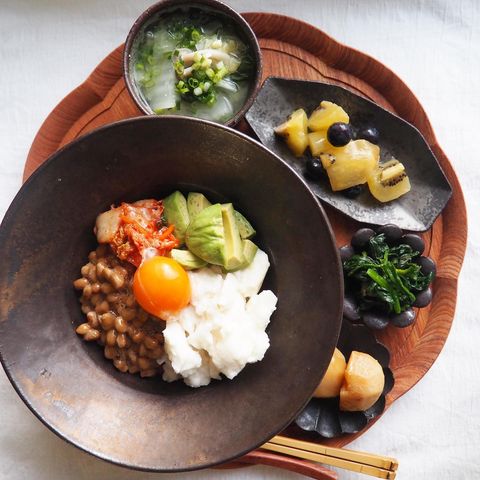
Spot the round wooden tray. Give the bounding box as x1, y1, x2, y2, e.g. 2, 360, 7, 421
25, 13, 467, 480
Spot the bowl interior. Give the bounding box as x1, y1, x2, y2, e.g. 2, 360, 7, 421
0, 116, 342, 471
123, 0, 262, 127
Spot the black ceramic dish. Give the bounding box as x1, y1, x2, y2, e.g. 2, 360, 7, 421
295, 321, 394, 438
123, 0, 263, 127
341, 224, 436, 330
0, 116, 342, 471
245, 77, 452, 231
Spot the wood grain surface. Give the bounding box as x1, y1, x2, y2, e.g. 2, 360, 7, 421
23, 12, 467, 478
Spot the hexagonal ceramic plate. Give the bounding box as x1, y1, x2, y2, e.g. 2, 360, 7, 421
245, 77, 452, 231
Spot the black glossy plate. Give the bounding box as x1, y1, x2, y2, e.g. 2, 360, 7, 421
245, 77, 452, 231
295, 320, 394, 438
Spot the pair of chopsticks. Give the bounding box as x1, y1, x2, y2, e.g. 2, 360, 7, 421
261, 435, 398, 479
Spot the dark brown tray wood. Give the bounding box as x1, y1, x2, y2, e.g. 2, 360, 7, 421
24, 12, 467, 478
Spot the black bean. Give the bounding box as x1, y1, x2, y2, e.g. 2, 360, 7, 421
351, 228, 375, 251
362, 311, 390, 330
343, 292, 361, 322
401, 234, 425, 255
413, 288, 432, 308
376, 224, 403, 244
416, 256, 436, 277
339, 245, 355, 263
390, 308, 416, 328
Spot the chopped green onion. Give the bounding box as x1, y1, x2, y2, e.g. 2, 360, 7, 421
174, 61, 184, 75
193, 86, 202, 96
191, 29, 201, 42
188, 77, 199, 88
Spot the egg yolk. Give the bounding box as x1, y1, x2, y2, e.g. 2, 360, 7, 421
133, 256, 191, 317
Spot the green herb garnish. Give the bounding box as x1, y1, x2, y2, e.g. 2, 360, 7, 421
344, 234, 433, 314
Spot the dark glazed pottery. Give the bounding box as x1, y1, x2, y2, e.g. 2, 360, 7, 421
246, 77, 452, 231
123, 0, 263, 127
295, 320, 394, 438
0, 116, 342, 471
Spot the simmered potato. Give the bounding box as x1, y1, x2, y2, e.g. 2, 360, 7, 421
320, 140, 379, 191
313, 348, 347, 398
339, 351, 385, 412
274, 109, 308, 157
308, 101, 349, 132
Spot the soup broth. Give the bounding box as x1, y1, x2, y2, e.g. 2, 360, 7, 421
132, 8, 255, 123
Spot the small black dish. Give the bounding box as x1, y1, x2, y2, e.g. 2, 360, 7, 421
245, 76, 452, 231
295, 320, 394, 438
341, 224, 435, 329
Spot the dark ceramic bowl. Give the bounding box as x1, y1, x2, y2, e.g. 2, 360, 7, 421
123, 0, 262, 127
246, 77, 452, 231
0, 116, 342, 471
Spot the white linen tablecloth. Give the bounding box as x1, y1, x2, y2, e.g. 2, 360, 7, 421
0, 1, 479, 478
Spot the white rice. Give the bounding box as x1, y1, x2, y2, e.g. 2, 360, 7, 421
160, 249, 277, 387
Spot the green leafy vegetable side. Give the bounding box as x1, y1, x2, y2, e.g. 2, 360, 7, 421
344, 234, 433, 314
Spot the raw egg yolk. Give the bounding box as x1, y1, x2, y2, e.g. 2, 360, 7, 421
133, 256, 190, 317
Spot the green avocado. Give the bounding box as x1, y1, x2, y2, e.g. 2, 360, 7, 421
221, 203, 245, 270
185, 203, 225, 266
242, 239, 258, 265
187, 192, 212, 218
163, 191, 190, 244
185, 202, 247, 269
234, 210, 256, 239
226, 239, 258, 271
170, 249, 207, 270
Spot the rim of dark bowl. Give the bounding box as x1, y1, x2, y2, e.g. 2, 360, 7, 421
0, 115, 344, 472
123, 0, 263, 127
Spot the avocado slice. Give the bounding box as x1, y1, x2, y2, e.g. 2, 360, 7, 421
242, 239, 258, 265
234, 210, 256, 239
170, 249, 207, 270
187, 192, 212, 218
225, 240, 258, 271
163, 191, 190, 244
221, 203, 245, 271
185, 203, 225, 266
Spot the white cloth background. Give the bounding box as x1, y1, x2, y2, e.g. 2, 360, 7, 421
0, 1, 479, 478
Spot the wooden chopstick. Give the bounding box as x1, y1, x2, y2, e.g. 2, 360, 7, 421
270, 436, 398, 471
260, 436, 398, 479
